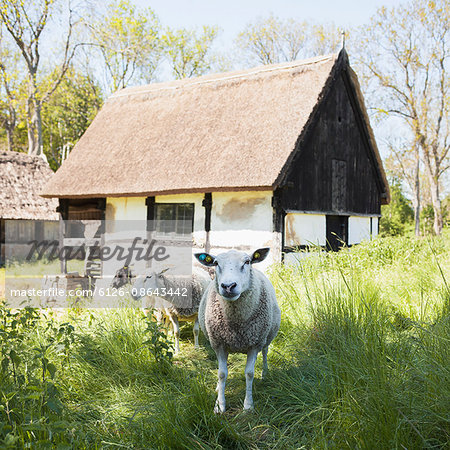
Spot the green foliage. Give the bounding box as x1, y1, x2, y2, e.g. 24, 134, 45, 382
0, 306, 174, 447
89, 0, 161, 92
0, 40, 23, 152
380, 179, 414, 236
1, 233, 449, 448
267, 233, 450, 448
421, 197, 450, 235
354, 0, 450, 235
0, 306, 76, 447
142, 310, 173, 364
444, 195, 450, 228
0, 0, 81, 156
162, 25, 220, 79
41, 67, 103, 169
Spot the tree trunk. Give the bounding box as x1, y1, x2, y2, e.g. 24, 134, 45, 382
413, 152, 420, 236
26, 99, 44, 156
5, 125, 14, 152
25, 69, 44, 156
26, 94, 37, 155
36, 102, 43, 156
429, 174, 443, 235
5, 106, 16, 152
420, 137, 443, 236
26, 119, 37, 155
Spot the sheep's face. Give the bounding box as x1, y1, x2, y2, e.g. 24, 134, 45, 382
111, 266, 133, 289
195, 248, 270, 301
131, 269, 169, 300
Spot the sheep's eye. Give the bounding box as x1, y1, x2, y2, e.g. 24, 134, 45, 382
213, 260, 218, 266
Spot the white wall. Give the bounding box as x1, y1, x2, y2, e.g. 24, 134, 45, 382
284, 213, 326, 246
106, 194, 206, 246
348, 216, 371, 245
106, 197, 147, 221
209, 191, 278, 269
105, 192, 280, 270
103, 198, 147, 276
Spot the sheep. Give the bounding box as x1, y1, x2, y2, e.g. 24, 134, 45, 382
195, 247, 281, 413
111, 265, 134, 289
131, 269, 211, 353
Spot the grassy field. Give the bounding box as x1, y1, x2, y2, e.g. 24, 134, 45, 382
0, 232, 449, 449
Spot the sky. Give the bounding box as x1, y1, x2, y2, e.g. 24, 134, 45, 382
135, 0, 402, 48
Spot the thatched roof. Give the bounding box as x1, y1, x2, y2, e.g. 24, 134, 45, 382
0, 151, 58, 220
42, 50, 389, 200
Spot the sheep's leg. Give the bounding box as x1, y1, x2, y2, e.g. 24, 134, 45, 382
243, 348, 259, 411
261, 345, 269, 379
193, 317, 199, 349
168, 313, 180, 354
214, 347, 228, 413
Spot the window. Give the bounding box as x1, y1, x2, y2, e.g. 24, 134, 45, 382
155, 203, 194, 237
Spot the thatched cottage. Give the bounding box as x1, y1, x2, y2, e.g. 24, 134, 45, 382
0, 151, 58, 264
42, 50, 389, 266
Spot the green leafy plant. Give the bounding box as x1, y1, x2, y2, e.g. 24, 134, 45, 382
142, 310, 174, 364
0, 305, 77, 447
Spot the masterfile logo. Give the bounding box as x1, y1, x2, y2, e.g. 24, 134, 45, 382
3, 220, 193, 308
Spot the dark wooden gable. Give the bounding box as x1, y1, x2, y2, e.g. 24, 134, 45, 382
278, 59, 384, 216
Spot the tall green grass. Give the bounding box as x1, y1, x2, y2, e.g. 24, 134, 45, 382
1, 232, 449, 448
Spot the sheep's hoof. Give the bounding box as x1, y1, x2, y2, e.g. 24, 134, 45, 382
214, 401, 225, 414
243, 401, 254, 411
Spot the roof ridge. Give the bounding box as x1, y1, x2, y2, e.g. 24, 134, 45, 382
109, 53, 337, 99
0, 151, 47, 163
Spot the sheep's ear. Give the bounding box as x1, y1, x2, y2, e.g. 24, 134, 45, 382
195, 252, 216, 267
158, 268, 170, 275
251, 248, 270, 264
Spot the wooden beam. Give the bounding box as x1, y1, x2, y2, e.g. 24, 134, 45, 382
202, 193, 212, 253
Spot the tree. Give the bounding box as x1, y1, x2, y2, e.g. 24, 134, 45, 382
384, 140, 421, 235
235, 14, 342, 66
41, 67, 102, 170
88, 0, 161, 93
311, 23, 344, 56
162, 26, 219, 79
379, 178, 414, 236
0, 32, 23, 151
356, 0, 450, 235
0, 0, 81, 156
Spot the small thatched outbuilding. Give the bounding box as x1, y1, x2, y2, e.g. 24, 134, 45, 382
42, 50, 390, 266
0, 151, 58, 264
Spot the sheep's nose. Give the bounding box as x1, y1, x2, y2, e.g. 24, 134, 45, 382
221, 282, 237, 293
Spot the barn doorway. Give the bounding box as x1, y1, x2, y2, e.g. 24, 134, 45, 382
326, 215, 348, 251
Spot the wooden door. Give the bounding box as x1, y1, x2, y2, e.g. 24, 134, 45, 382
326, 215, 348, 251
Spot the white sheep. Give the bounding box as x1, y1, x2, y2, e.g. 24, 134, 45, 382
131, 269, 211, 353
195, 248, 281, 412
